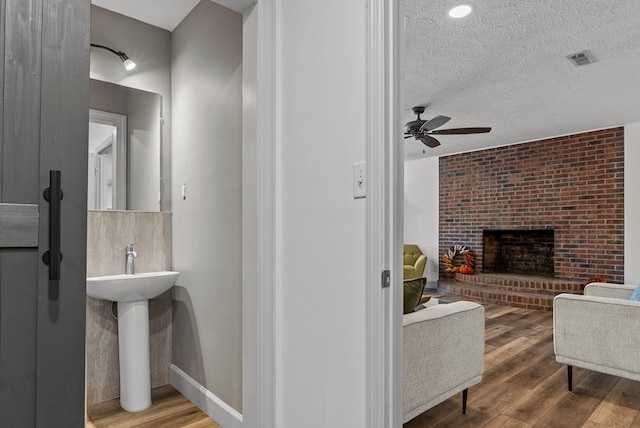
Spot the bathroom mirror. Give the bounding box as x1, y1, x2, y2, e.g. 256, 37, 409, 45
89, 79, 162, 211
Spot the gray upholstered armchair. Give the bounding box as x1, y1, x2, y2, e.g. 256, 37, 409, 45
553, 282, 640, 391
403, 301, 485, 423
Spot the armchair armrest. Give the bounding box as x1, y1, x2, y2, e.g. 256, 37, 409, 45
584, 282, 636, 300
553, 293, 640, 382
403, 301, 484, 422
414, 254, 427, 275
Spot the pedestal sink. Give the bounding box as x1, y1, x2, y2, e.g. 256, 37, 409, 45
87, 271, 179, 412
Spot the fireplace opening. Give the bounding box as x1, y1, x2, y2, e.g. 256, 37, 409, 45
483, 230, 554, 276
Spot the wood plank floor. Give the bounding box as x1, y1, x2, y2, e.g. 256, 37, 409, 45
87, 301, 640, 427
86, 385, 220, 428
404, 301, 640, 427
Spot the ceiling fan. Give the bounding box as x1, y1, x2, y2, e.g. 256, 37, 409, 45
404, 106, 491, 148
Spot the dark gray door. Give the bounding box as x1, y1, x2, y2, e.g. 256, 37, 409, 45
0, 0, 89, 426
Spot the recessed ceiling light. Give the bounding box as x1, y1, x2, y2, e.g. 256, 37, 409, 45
449, 4, 473, 18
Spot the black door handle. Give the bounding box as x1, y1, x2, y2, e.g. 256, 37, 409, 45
43, 170, 63, 280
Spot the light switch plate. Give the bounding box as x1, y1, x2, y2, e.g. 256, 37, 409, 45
353, 161, 366, 199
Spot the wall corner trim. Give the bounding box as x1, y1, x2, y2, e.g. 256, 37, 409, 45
170, 364, 243, 428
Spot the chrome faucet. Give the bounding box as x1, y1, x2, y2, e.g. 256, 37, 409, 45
125, 243, 138, 274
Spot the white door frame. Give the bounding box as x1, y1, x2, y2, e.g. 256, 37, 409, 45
365, 0, 404, 426
242, 1, 276, 427
242, 0, 402, 426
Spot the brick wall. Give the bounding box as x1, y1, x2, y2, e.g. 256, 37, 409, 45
439, 127, 624, 282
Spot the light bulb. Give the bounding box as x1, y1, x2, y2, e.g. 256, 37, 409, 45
123, 58, 136, 71
449, 4, 473, 18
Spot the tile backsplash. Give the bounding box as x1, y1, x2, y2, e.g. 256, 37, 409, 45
86, 210, 172, 404
87, 210, 171, 276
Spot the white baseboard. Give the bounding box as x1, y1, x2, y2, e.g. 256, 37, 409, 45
170, 364, 243, 428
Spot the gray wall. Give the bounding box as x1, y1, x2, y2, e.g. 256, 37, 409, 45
126, 88, 162, 211
171, 0, 243, 412
90, 6, 172, 210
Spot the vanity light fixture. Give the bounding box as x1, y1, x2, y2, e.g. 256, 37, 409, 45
90, 43, 137, 71
448, 4, 473, 18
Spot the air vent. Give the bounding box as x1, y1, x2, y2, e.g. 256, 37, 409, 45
567, 50, 596, 67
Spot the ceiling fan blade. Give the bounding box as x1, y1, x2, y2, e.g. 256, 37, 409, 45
430, 127, 492, 135
419, 115, 451, 132
420, 135, 441, 148
404, 135, 413, 139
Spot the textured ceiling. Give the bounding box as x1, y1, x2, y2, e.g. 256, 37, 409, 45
92, 1, 640, 159
404, 0, 640, 160
91, 0, 254, 31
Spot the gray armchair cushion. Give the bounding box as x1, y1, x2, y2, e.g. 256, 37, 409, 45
403, 301, 485, 423
554, 288, 640, 383
584, 282, 636, 299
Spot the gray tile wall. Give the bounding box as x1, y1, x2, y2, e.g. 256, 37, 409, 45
86, 210, 172, 404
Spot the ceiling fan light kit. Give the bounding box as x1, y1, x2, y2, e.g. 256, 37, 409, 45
404, 106, 491, 148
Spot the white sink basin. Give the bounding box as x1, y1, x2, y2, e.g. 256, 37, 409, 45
87, 271, 179, 302
86, 270, 179, 412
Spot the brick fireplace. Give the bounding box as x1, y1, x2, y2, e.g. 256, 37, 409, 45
439, 127, 624, 291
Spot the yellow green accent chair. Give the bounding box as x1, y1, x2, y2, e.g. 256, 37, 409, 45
404, 244, 427, 279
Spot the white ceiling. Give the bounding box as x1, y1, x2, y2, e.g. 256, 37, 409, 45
404, 0, 640, 159
91, 0, 254, 31
92, 1, 640, 160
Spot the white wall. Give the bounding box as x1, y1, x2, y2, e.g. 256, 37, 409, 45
625, 123, 640, 283
275, 0, 367, 426
404, 157, 440, 286
171, 0, 243, 413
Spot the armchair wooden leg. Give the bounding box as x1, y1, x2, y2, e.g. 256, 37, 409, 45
462, 388, 468, 414
567, 365, 573, 392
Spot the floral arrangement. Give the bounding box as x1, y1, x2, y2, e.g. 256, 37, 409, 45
443, 244, 476, 273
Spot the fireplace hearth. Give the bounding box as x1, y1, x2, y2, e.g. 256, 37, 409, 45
483, 229, 554, 276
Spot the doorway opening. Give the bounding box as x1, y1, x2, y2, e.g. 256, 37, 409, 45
88, 109, 126, 210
